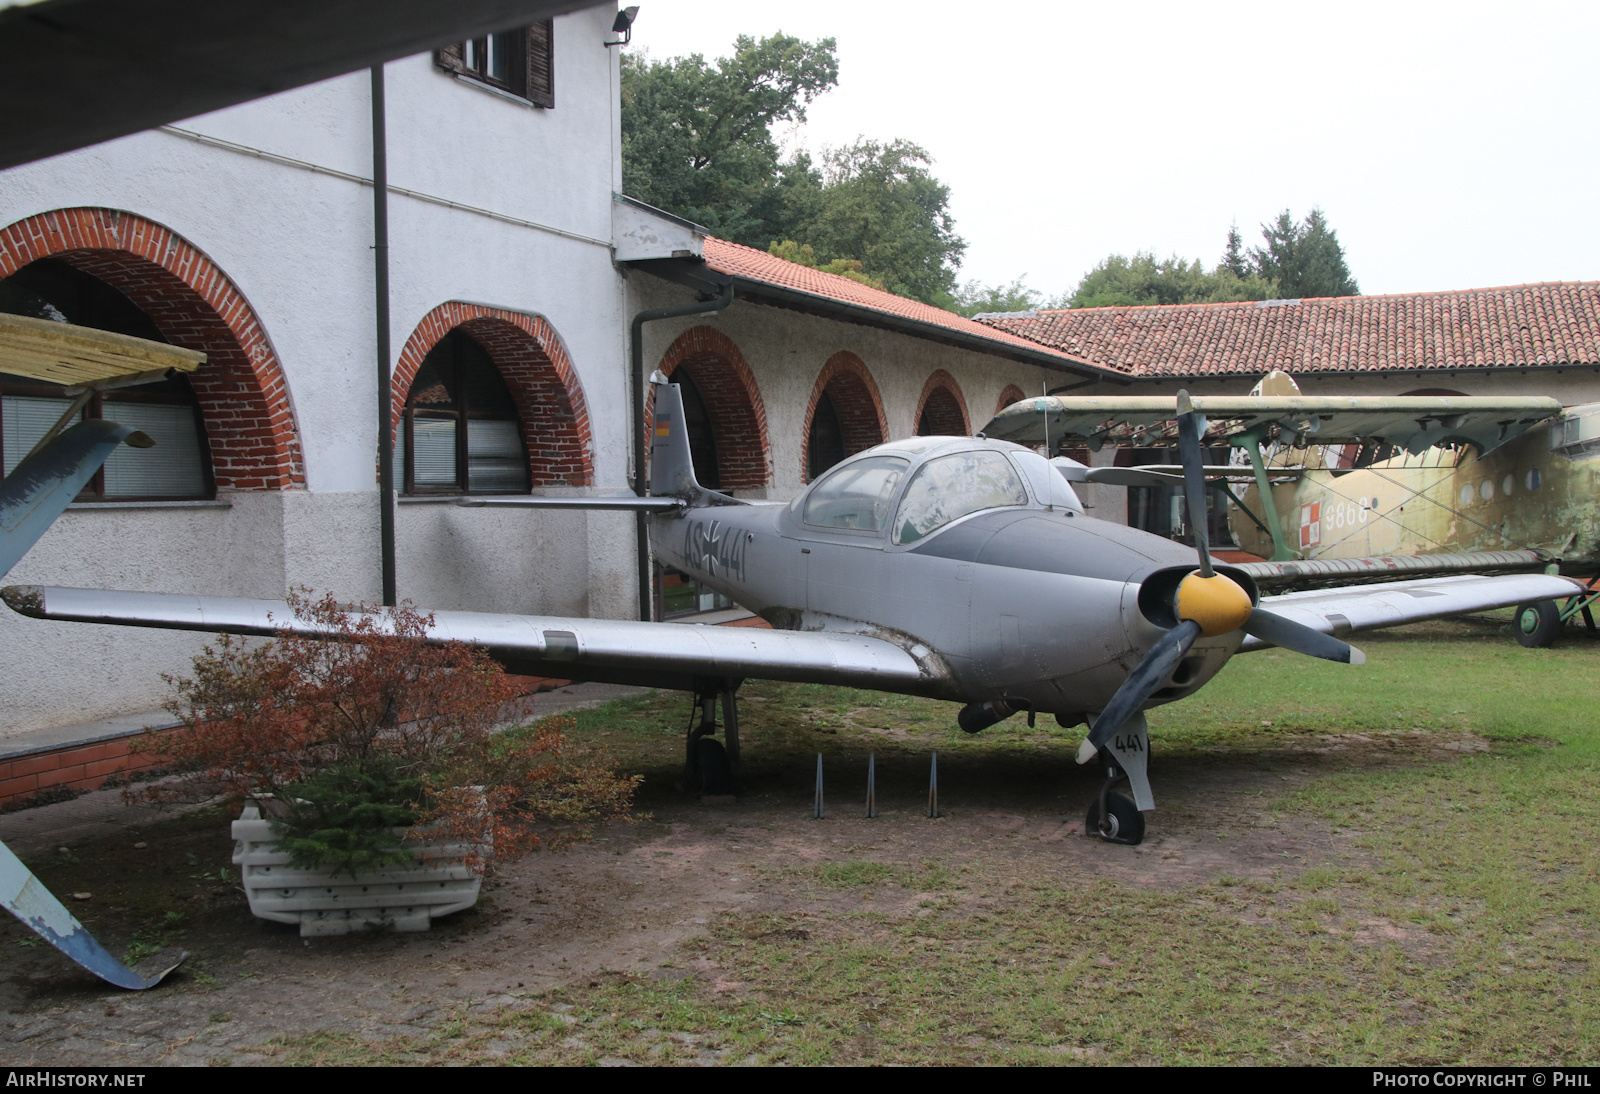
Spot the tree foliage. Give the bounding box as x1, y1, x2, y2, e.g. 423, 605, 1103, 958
801, 139, 966, 303
1066, 208, 1358, 308
137, 593, 638, 875
1070, 252, 1275, 308
620, 34, 838, 246
621, 37, 965, 305
767, 240, 884, 290
1250, 207, 1360, 298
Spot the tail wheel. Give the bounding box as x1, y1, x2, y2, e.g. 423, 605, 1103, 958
1086, 791, 1145, 845
1514, 600, 1561, 648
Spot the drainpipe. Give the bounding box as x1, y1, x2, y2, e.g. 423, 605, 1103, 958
627, 279, 734, 621
371, 65, 397, 606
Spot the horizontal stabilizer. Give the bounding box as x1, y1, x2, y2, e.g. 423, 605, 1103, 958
1241, 573, 1584, 650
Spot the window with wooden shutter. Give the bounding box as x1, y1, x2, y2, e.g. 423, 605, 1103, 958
435, 22, 553, 108
525, 20, 554, 108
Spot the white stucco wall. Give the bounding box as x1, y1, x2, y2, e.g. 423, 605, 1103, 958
0, 6, 640, 736
626, 275, 1077, 503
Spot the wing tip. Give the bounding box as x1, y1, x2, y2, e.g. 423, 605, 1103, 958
0, 584, 44, 618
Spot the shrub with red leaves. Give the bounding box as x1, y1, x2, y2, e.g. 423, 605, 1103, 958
132, 591, 639, 873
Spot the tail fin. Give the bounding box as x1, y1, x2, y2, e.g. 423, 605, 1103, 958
649, 372, 744, 506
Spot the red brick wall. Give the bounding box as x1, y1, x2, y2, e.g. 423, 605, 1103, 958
394, 303, 594, 487
0, 208, 304, 489
914, 370, 971, 436
648, 326, 769, 489
800, 351, 888, 482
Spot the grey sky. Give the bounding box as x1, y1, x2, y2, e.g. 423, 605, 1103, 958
625, 0, 1600, 299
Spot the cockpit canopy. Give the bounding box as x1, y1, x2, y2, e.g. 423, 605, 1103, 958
795, 438, 1083, 544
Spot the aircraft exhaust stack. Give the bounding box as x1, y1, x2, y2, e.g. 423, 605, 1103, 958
958, 698, 1017, 733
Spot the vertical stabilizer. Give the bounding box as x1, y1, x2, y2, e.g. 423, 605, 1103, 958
649, 372, 700, 498
648, 372, 746, 506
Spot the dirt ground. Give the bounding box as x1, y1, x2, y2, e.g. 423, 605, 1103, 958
0, 694, 1486, 1067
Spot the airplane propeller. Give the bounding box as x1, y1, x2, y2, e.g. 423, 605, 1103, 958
1076, 390, 1363, 765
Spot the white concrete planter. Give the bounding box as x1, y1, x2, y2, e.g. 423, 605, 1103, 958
231, 803, 483, 937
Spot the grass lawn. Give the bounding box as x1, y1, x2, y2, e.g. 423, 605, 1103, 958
50, 614, 1600, 1065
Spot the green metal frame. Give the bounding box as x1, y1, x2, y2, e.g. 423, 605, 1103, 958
1237, 427, 1296, 561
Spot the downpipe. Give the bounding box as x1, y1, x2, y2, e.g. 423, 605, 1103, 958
627, 279, 734, 621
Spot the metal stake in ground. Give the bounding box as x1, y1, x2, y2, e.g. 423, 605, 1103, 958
928, 752, 939, 818
866, 753, 877, 818
814, 753, 825, 819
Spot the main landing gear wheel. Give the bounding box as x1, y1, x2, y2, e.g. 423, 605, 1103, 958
1514, 600, 1561, 648
1086, 791, 1145, 846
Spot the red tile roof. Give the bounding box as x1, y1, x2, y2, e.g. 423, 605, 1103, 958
974, 282, 1600, 377
701, 238, 1107, 373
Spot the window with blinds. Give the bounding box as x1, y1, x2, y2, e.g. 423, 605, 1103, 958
434, 22, 554, 108
399, 331, 530, 496
0, 261, 216, 502
0, 379, 214, 501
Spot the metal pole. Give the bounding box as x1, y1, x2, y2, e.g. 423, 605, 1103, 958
371, 64, 396, 606
865, 753, 876, 819
627, 280, 733, 621
813, 753, 824, 820
927, 752, 939, 819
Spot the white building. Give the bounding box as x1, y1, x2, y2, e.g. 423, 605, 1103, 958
0, 6, 1101, 788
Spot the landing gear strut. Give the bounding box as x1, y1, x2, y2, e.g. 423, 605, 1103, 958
1086, 753, 1146, 845
684, 677, 741, 796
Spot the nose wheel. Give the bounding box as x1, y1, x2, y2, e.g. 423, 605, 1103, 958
1087, 758, 1145, 845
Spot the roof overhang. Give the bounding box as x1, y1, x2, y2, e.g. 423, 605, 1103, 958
0, 0, 605, 171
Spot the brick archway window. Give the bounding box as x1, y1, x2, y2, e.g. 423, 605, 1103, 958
914, 371, 971, 437
398, 329, 530, 495
995, 385, 1027, 415
801, 352, 887, 482
652, 327, 768, 491
0, 208, 303, 490
0, 257, 214, 500
394, 304, 593, 490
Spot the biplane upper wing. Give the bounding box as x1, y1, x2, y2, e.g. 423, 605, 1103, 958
985, 394, 1563, 456
1242, 572, 1585, 651
0, 585, 949, 696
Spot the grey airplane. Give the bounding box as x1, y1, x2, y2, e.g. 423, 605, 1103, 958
0, 370, 1583, 991
5, 374, 1582, 847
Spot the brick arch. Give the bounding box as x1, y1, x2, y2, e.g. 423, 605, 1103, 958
0, 208, 302, 489
649, 326, 769, 490
914, 369, 971, 437
394, 303, 593, 487
800, 351, 888, 482
995, 385, 1027, 415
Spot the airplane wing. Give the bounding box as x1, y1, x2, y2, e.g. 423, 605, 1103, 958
1240, 572, 1584, 651
0, 586, 952, 697
985, 394, 1562, 456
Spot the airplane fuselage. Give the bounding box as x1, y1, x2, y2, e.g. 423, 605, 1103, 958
650, 436, 1248, 724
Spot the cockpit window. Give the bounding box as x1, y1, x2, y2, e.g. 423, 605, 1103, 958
802, 455, 910, 532
893, 450, 1030, 544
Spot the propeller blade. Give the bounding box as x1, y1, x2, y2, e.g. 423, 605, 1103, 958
1243, 607, 1366, 665
1077, 619, 1202, 763
1175, 390, 1213, 577
0, 420, 153, 581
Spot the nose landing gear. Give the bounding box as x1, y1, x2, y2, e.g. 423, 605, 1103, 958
1087, 759, 1145, 845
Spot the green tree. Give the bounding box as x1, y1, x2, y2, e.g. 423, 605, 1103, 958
620, 34, 839, 244
800, 138, 966, 304
1069, 252, 1274, 308
766, 240, 885, 290
944, 277, 1073, 317
1220, 221, 1249, 280
1250, 207, 1360, 298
